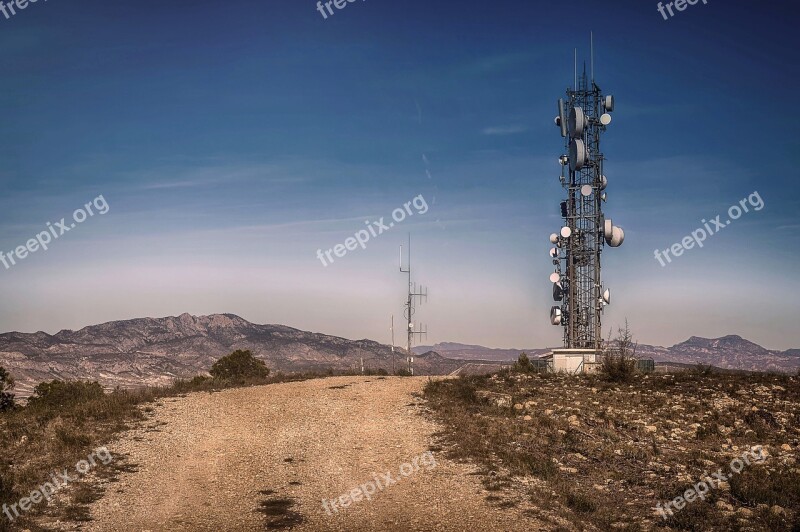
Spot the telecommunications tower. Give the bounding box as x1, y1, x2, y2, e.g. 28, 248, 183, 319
400, 235, 427, 375
548, 40, 624, 354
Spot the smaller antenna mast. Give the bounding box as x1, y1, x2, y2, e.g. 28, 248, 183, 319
390, 315, 395, 374
590, 32, 594, 83
399, 234, 428, 375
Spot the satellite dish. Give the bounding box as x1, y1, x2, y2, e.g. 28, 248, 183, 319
550, 306, 562, 326
608, 226, 625, 247
580, 184, 593, 197
600, 113, 612, 126
568, 107, 586, 138
560, 226, 572, 238
569, 139, 587, 171
549, 247, 558, 258
604, 218, 613, 236
600, 175, 608, 190
602, 288, 611, 304
549, 233, 559, 244
553, 282, 563, 301
604, 95, 614, 112
557, 98, 567, 137
549, 272, 560, 283
554, 116, 561, 127
601, 192, 607, 202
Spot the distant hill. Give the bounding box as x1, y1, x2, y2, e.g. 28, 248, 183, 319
413, 342, 549, 361
417, 336, 800, 374
0, 314, 475, 398
641, 335, 800, 373
1, 315, 796, 399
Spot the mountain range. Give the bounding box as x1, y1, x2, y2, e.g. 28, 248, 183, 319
0, 313, 468, 398
415, 336, 800, 373
1, 313, 797, 398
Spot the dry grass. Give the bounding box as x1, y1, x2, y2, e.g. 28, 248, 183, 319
0, 370, 339, 531
424, 370, 800, 530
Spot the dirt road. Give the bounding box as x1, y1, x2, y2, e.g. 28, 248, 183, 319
83, 376, 542, 531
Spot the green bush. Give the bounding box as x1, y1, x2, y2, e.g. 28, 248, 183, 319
0, 366, 15, 412
26, 380, 105, 409
210, 350, 270, 382
600, 353, 637, 383
512, 353, 534, 373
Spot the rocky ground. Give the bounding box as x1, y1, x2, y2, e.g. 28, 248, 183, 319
424, 370, 800, 530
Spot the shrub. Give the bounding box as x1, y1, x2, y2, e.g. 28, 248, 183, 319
599, 321, 638, 383
513, 353, 534, 373
511, 352, 550, 375
695, 364, 715, 376
0, 366, 15, 412
26, 380, 105, 409
209, 350, 270, 382
566, 490, 598, 514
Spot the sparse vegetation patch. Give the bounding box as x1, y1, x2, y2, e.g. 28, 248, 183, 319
424, 368, 800, 530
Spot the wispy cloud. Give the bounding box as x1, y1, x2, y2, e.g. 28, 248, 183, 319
482, 125, 528, 136
459, 52, 540, 76
134, 163, 309, 191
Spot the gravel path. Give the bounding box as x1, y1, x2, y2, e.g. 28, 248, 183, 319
84, 376, 543, 531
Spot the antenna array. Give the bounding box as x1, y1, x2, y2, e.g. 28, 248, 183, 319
549, 43, 624, 351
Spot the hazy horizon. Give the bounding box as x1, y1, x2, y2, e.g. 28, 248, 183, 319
2, 0, 798, 350
0, 310, 794, 354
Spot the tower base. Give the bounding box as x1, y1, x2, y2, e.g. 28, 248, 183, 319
542, 348, 599, 374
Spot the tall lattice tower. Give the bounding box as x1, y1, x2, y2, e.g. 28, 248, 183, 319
549, 53, 624, 355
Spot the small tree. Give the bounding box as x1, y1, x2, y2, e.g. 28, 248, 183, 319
512, 352, 535, 373
0, 366, 15, 412
600, 321, 637, 383
210, 350, 270, 382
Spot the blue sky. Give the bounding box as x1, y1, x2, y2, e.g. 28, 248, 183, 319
1, 0, 798, 350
